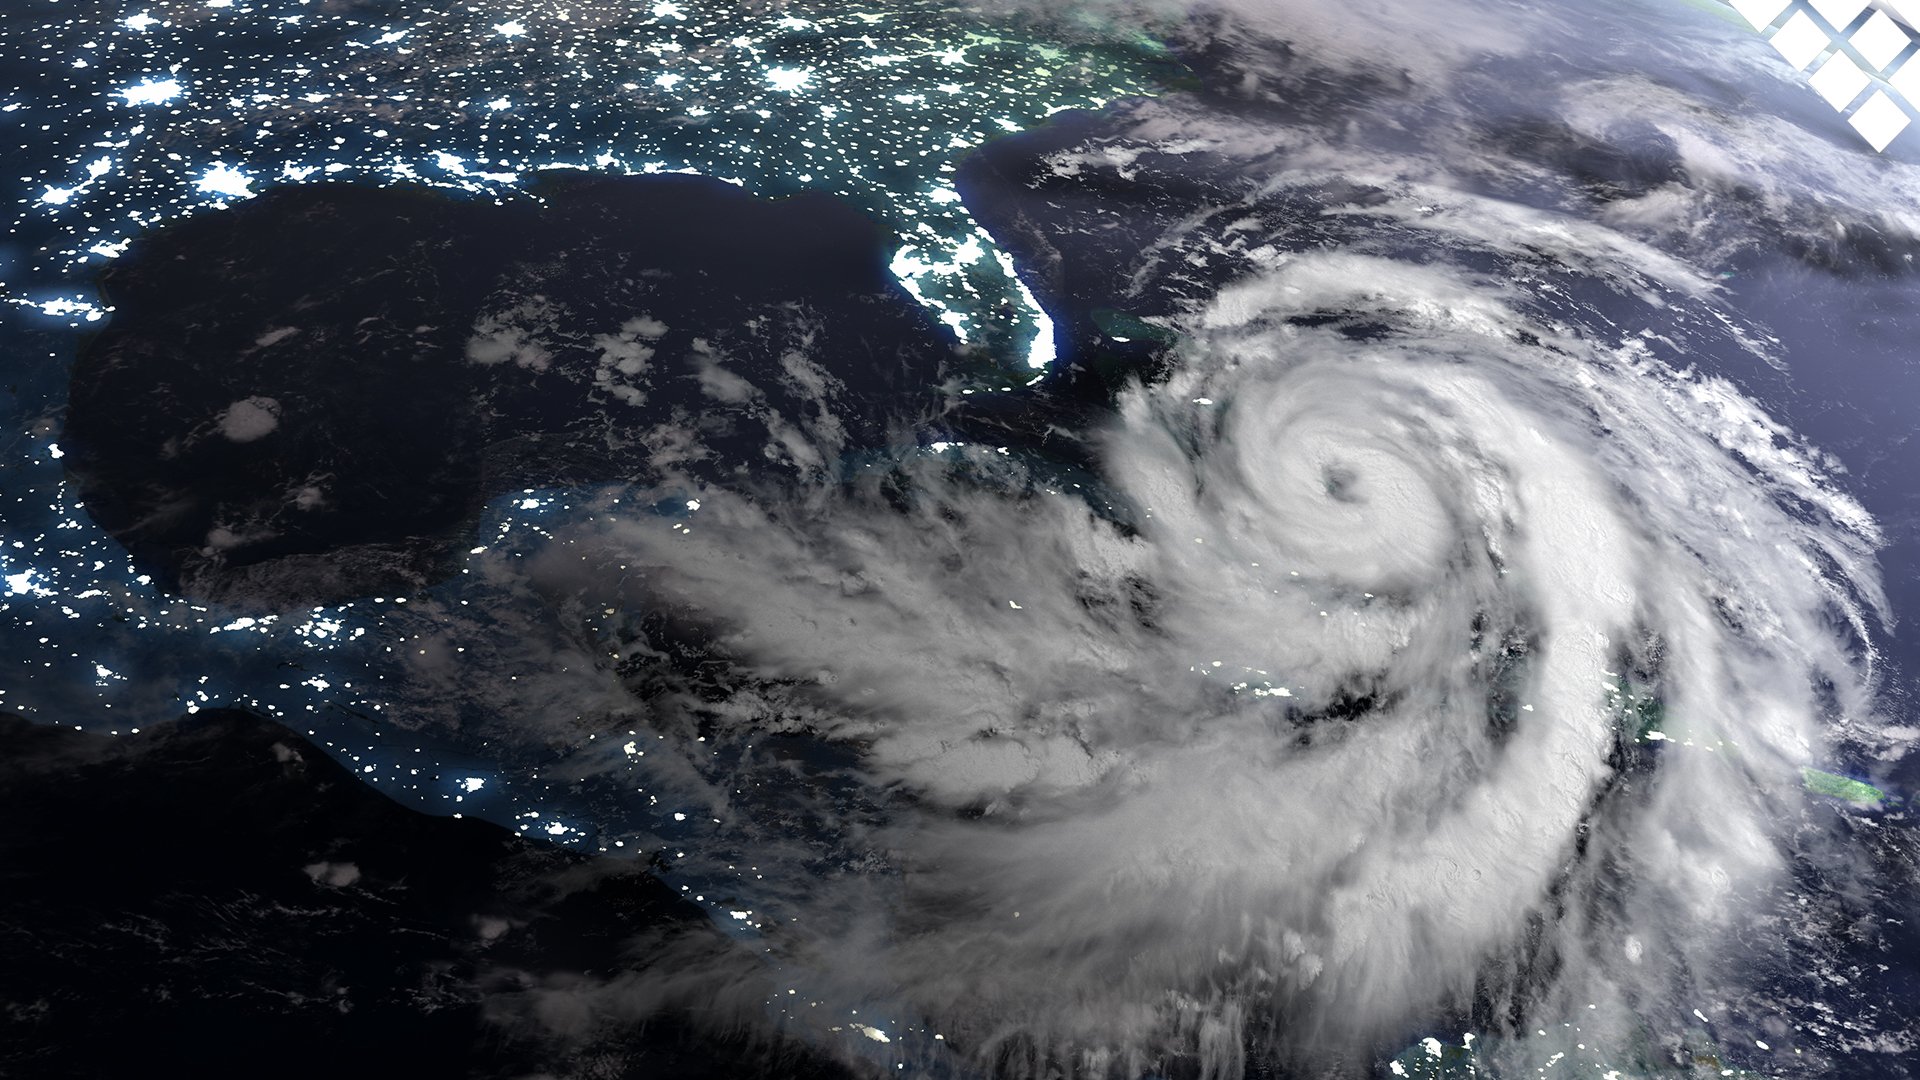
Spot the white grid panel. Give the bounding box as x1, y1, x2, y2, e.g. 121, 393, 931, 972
1810, 49, 1874, 103
1723, 0, 1920, 150
1809, 0, 1872, 29
1882, 0, 1920, 24
1731, 0, 1794, 27
1852, 10, 1911, 69
1849, 88, 1912, 146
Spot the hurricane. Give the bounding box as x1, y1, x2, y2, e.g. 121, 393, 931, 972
327, 4, 1920, 1075
446, 163, 1902, 1079
10, 0, 1920, 1076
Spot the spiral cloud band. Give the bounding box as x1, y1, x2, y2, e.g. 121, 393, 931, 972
497, 170, 1899, 1074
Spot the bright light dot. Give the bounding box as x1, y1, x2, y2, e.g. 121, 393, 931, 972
36, 298, 101, 320
1023, 304, 1055, 368
765, 67, 813, 92
493, 20, 525, 37
461, 777, 485, 792
652, 1, 684, 18
117, 78, 184, 105
655, 73, 684, 89
40, 187, 73, 205
123, 13, 159, 31
195, 162, 253, 198
487, 97, 511, 111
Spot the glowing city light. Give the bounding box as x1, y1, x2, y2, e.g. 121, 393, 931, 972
116, 77, 184, 105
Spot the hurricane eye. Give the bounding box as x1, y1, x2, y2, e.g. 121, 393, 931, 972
1322, 463, 1361, 503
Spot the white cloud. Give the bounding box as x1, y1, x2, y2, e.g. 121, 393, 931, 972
217, 396, 280, 442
